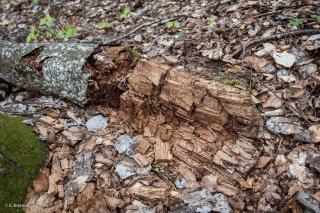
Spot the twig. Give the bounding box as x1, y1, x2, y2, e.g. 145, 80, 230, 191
100, 13, 187, 46
250, 10, 281, 19
262, 84, 311, 124
231, 29, 320, 58
132, 6, 149, 21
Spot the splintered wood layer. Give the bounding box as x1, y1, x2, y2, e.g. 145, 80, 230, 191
118, 60, 263, 196
85, 46, 133, 107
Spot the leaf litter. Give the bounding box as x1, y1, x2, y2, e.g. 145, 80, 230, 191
1, 0, 320, 212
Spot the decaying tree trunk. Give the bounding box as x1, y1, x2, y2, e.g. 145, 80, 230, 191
0, 40, 132, 106
1, 41, 266, 210
118, 60, 263, 199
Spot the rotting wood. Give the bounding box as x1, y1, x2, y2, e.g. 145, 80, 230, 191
117, 59, 264, 202
1, 42, 267, 211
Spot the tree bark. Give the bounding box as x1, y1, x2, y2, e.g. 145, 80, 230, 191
0, 41, 131, 106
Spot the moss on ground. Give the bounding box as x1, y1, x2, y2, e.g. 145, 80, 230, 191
0, 113, 45, 213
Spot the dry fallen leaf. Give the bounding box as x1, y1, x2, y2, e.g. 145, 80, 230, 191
33, 172, 49, 194
272, 51, 296, 68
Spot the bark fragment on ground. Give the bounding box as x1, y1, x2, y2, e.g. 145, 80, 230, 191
0, 41, 132, 106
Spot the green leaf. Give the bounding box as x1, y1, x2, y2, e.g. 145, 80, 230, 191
39, 15, 55, 27
311, 14, 320, 21
209, 17, 216, 26
65, 26, 77, 38
45, 30, 53, 38
167, 21, 174, 29
289, 18, 304, 28
26, 27, 38, 43
173, 21, 180, 29
26, 34, 34, 43
120, 6, 131, 19
46, 15, 55, 26
39, 17, 47, 26
32, 0, 40, 4
98, 21, 110, 30
56, 30, 65, 38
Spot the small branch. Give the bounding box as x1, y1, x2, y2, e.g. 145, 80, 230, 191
100, 13, 187, 46
231, 29, 320, 58
261, 84, 311, 124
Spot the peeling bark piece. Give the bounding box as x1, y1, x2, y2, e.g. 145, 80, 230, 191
256, 156, 273, 169
126, 181, 168, 202
62, 126, 86, 141
133, 153, 149, 167
154, 138, 173, 161
213, 137, 259, 175
0, 41, 132, 106
183, 189, 232, 213
0, 41, 97, 105
176, 163, 197, 187
201, 174, 239, 196
134, 135, 151, 154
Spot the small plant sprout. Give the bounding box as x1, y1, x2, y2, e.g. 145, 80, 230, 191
98, 21, 110, 30
311, 14, 320, 22
39, 15, 55, 27
209, 17, 216, 26
151, 3, 158, 11
45, 30, 54, 38
32, 0, 40, 4
26, 27, 38, 42
167, 20, 180, 29
56, 30, 65, 39
65, 26, 78, 38
289, 18, 304, 28
120, 6, 131, 19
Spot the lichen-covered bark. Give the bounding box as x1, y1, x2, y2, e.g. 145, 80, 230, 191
0, 41, 97, 105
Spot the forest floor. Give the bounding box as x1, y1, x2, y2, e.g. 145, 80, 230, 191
1, 0, 320, 212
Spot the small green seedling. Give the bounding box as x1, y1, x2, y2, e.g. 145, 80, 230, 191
56, 30, 65, 39
98, 21, 110, 30
289, 18, 304, 28
151, 3, 158, 11
45, 30, 54, 38
311, 14, 320, 22
120, 6, 131, 19
26, 27, 38, 42
167, 20, 180, 29
32, 0, 40, 4
39, 15, 55, 27
65, 26, 77, 38
209, 17, 216, 26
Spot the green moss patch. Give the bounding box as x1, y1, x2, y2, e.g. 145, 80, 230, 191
0, 113, 45, 212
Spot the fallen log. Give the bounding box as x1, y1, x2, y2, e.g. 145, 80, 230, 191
0, 41, 132, 106
0, 41, 268, 212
